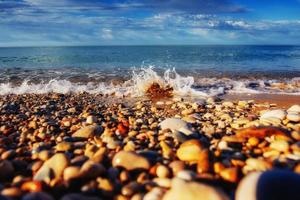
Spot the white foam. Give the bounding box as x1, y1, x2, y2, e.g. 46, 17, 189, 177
1, 67, 300, 97
0, 67, 213, 97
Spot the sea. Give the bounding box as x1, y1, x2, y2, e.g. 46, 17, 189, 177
1, 45, 300, 97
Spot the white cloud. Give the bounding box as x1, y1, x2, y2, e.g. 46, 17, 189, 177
101, 28, 114, 40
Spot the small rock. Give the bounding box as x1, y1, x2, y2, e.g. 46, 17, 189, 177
288, 105, 300, 113
236, 127, 288, 139
156, 165, 170, 178
56, 142, 73, 152
169, 161, 185, 175
220, 167, 239, 183
177, 139, 206, 162
63, 166, 81, 181
163, 178, 229, 200
21, 181, 43, 192
112, 151, 150, 170
34, 153, 69, 182
287, 113, 300, 122
243, 158, 271, 173
270, 140, 289, 152
236, 171, 300, 200
260, 109, 286, 120
72, 125, 103, 139
160, 118, 193, 136
0, 160, 14, 181
86, 115, 97, 124
80, 160, 105, 178
144, 188, 164, 200
1, 187, 22, 198
121, 181, 142, 197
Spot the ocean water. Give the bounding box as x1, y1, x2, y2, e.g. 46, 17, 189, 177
0, 45, 300, 97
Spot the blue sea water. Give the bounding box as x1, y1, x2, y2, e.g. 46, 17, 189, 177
0, 45, 300, 96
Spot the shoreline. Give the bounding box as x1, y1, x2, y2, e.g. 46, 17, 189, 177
223, 93, 300, 108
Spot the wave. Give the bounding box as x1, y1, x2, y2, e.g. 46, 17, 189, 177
1, 66, 300, 97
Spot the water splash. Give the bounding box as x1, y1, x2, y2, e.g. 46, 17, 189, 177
1, 66, 300, 97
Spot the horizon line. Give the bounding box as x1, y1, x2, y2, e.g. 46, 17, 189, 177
1, 44, 300, 48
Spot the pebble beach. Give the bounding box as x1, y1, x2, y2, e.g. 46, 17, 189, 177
1, 92, 300, 200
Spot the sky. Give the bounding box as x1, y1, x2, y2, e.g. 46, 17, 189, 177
0, 0, 300, 46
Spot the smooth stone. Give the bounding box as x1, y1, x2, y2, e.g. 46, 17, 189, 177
34, 153, 69, 182
163, 178, 229, 200
121, 181, 142, 197
72, 125, 103, 139
86, 115, 97, 124
169, 161, 185, 175
80, 160, 105, 178
0, 160, 14, 181
243, 158, 271, 173
220, 167, 239, 183
56, 142, 73, 152
176, 170, 196, 181
160, 118, 193, 136
236, 171, 300, 200
260, 109, 286, 120
288, 105, 300, 113
144, 188, 164, 200
236, 127, 288, 139
156, 165, 170, 178
1, 187, 22, 198
287, 113, 300, 122
22, 192, 54, 200
270, 140, 289, 152
176, 139, 206, 162
63, 166, 81, 181
112, 151, 150, 171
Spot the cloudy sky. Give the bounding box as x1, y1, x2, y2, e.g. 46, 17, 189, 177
1, 0, 300, 46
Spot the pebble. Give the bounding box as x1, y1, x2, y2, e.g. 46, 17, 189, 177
63, 166, 81, 181
160, 118, 193, 136
72, 125, 103, 139
236, 126, 287, 139
270, 140, 289, 152
236, 171, 300, 200
56, 142, 73, 152
156, 165, 170, 178
112, 151, 150, 170
220, 167, 239, 183
177, 139, 206, 162
1, 187, 22, 198
243, 158, 272, 173
34, 153, 69, 182
80, 160, 105, 178
0, 160, 14, 181
287, 105, 300, 113
287, 113, 300, 122
144, 188, 164, 200
86, 115, 97, 124
21, 181, 43, 192
260, 109, 286, 120
163, 178, 229, 200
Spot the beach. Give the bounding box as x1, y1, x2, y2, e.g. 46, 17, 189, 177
1, 46, 300, 199
0, 91, 300, 199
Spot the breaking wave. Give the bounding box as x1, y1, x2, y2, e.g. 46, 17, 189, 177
1, 66, 300, 97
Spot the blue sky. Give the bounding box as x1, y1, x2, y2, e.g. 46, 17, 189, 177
0, 0, 300, 46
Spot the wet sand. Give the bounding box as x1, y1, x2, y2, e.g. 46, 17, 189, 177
224, 93, 300, 108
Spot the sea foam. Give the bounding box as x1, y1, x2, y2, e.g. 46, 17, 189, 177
0, 67, 300, 97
